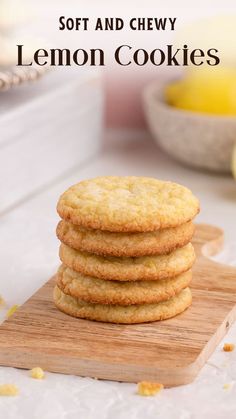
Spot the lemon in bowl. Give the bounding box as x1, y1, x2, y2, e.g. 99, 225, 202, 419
143, 67, 236, 173
166, 68, 236, 116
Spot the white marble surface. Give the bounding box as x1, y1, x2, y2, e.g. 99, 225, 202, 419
0, 134, 236, 419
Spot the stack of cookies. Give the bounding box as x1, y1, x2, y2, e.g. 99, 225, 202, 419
54, 176, 199, 324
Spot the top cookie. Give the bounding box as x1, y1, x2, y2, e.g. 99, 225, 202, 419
57, 176, 199, 232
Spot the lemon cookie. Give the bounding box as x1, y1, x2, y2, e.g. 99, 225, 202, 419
59, 242, 195, 281
57, 220, 195, 257
57, 176, 199, 232
57, 264, 192, 305
53, 286, 192, 324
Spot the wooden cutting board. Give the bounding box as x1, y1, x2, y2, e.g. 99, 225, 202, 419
0, 224, 236, 387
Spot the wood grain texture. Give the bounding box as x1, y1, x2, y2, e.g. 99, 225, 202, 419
0, 224, 236, 387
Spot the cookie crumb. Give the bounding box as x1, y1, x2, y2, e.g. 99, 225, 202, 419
223, 382, 234, 390
137, 381, 164, 396
30, 367, 45, 379
223, 343, 235, 352
6, 304, 19, 318
0, 295, 5, 308
0, 384, 19, 396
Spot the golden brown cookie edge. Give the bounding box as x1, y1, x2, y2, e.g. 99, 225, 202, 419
53, 286, 192, 324
56, 220, 195, 257
59, 242, 196, 281
56, 265, 192, 305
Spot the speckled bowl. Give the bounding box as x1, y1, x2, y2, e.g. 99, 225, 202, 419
143, 82, 236, 173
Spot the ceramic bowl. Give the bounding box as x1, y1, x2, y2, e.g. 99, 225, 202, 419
143, 82, 236, 173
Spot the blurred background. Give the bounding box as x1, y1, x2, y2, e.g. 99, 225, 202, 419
1, 0, 236, 178
26, 0, 236, 128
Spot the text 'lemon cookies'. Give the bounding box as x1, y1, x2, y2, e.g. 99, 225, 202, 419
57, 176, 199, 232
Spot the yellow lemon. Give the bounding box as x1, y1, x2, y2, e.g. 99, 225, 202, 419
166, 67, 236, 115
